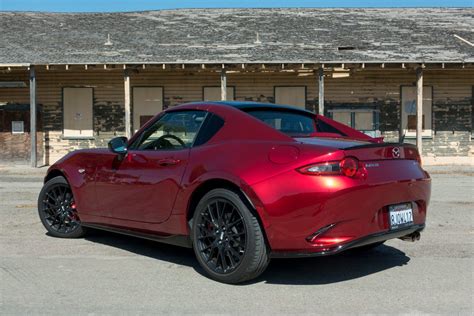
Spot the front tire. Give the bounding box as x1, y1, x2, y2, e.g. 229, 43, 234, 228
191, 189, 269, 284
38, 176, 86, 238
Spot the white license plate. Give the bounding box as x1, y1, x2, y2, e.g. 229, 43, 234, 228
389, 203, 414, 230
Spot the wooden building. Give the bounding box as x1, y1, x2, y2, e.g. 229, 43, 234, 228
0, 8, 473, 166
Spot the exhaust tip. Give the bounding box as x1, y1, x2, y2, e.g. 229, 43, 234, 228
399, 231, 421, 242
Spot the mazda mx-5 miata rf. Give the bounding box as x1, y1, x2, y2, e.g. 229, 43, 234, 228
38, 101, 430, 283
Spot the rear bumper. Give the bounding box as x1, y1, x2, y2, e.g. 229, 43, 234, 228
251, 163, 430, 253
270, 224, 425, 258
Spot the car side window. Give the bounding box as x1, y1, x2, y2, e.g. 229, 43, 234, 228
131, 111, 207, 151
193, 113, 225, 146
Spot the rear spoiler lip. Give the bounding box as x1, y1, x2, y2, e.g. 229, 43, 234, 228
345, 142, 418, 150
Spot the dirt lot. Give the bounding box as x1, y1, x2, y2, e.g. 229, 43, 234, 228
0, 164, 473, 315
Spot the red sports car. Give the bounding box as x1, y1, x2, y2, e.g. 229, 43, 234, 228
38, 101, 430, 283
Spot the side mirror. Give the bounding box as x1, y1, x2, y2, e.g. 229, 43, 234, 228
108, 136, 128, 156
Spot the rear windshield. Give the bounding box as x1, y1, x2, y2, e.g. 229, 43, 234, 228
245, 110, 316, 136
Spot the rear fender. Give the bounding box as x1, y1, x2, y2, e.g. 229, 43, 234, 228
176, 171, 269, 233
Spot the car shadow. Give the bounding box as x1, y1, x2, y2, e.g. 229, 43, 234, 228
81, 230, 410, 285
253, 245, 410, 285
82, 229, 198, 268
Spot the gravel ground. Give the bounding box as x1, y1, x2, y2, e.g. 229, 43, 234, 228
0, 164, 473, 315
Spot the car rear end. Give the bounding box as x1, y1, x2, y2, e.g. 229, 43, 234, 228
250, 139, 430, 257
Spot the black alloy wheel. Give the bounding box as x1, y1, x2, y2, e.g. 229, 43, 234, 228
192, 189, 269, 284
38, 176, 86, 238
195, 198, 247, 274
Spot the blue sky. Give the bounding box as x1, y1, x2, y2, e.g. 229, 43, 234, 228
0, 0, 472, 12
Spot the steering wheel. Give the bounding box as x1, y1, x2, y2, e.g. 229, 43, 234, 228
146, 134, 186, 150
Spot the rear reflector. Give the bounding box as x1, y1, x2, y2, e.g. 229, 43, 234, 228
306, 223, 354, 247
309, 236, 353, 247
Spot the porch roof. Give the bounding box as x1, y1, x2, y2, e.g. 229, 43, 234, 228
0, 8, 473, 65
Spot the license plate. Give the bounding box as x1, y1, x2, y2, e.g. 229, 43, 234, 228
389, 203, 414, 230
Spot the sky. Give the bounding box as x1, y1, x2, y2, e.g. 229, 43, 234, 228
0, 0, 472, 12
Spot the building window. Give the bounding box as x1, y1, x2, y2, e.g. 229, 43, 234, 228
203, 86, 235, 101
11, 121, 24, 134
274, 86, 306, 108
401, 86, 432, 137
133, 87, 163, 132
329, 108, 380, 137
63, 87, 93, 138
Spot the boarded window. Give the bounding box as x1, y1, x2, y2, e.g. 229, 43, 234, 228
133, 87, 163, 132
330, 109, 379, 137
332, 111, 352, 127
203, 87, 235, 101
354, 112, 374, 131
274, 86, 306, 108
401, 86, 432, 137
63, 88, 93, 138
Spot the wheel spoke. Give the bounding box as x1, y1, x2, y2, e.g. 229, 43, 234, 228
225, 249, 236, 268
218, 248, 227, 272
207, 206, 218, 226
198, 234, 216, 240
228, 231, 245, 238
215, 201, 224, 226
227, 217, 243, 228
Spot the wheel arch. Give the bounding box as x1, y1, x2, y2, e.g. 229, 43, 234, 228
44, 168, 68, 184
186, 178, 270, 249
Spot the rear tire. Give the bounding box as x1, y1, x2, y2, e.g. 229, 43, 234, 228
38, 176, 86, 238
191, 188, 270, 284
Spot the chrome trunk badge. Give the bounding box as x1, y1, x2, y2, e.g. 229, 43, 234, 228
392, 147, 401, 158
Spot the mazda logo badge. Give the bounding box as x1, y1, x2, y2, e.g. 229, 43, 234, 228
392, 147, 401, 158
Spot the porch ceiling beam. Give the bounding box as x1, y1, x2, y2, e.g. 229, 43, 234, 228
318, 67, 325, 115
220, 68, 227, 101
416, 67, 423, 155
29, 66, 37, 167
124, 70, 132, 139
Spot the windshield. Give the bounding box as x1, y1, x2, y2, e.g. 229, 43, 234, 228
245, 110, 316, 136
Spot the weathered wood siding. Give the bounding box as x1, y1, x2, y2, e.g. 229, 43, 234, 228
0, 70, 44, 163
0, 68, 472, 164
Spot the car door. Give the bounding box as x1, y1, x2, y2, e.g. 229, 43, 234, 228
95, 110, 208, 223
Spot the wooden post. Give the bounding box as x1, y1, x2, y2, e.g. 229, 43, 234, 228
416, 67, 423, 155
220, 69, 227, 101
29, 66, 37, 167
124, 70, 131, 139
318, 67, 324, 115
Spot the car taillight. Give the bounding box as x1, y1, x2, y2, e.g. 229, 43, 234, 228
297, 161, 341, 176
339, 157, 358, 177
297, 157, 360, 178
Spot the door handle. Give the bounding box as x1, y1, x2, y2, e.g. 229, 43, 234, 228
157, 158, 180, 166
